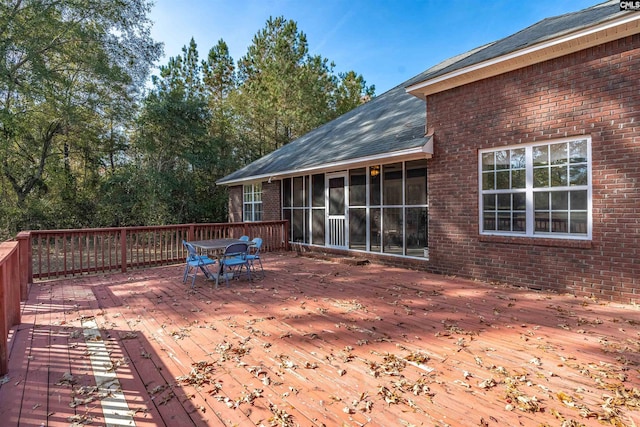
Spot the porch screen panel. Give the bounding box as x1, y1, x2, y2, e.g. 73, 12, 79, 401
283, 178, 292, 207
312, 209, 325, 245
405, 160, 427, 205
370, 208, 381, 252
329, 177, 344, 215
312, 174, 325, 245
383, 207, 403, 255
370, 166, 381, 206
383, 163, 403, 206
312, 174, 325, 207
349, 208, 366, 250
292, 209, 305, 243
349, 168, 366, 206
293, 177, 305, 207
406, 207, 427, 257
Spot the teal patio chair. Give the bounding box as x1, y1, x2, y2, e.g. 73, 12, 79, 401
246, 237, 264, 278
182, 240, 216, 287
219, 242, 252, 286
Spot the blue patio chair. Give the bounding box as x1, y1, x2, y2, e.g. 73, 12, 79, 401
239, 235, 250, 241
219, 242, 252, 286
246, 237, 264, 278
182, 240, 216, 287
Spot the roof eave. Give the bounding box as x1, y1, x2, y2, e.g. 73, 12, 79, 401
216, 136, 433, 186
406, 13, 640, 99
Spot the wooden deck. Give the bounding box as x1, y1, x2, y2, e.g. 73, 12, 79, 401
1, 253, 639, 427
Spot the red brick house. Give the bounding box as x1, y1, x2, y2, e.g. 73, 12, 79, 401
218, 1, 640, 303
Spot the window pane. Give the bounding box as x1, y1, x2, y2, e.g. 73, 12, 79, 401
513, 212, 526, 232
283, 178, 292, 207
406, 160, 427, 205
349, 208, 366, 250
513, 193, 526, 210
369, 166, 381, 206
349, 169, 366, 206
535, 212, 550, 232
312, 209, 325, 245
569, 164, 587, 186
312, 174, 325, 207
370, 208, 381, 252
497, 194, 511, 210
483, 211, 496, 231
483, 194, 496, 210
511, 148, 525, 168
570, 190, 587, 210
570, 212, 587, 234
569, 139, 587, 163
482, 152, 495, 171
497, 212, 511, 231
535, 192, 549, 210
406, 207, 427, 257
383, 208, 403, 254
533, 145, 548, 166
495, 150, 509, 170
496, 171, 510, 189
533, 168, 549, 187
512, 169, 525, 188
550, 143, 568, 165
482, 172, 495, 190
550, 165, 568, 187
551, 192, 568, 210
551, 212, 568, 233
383, 163, 403, 205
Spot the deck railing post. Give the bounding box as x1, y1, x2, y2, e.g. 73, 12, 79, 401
0, 242, 21, 375
16, 231, 31, 301
120, 228, 127, 273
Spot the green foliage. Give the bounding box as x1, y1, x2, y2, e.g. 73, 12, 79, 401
0, 0, 161, 236
0, 7, 375, 237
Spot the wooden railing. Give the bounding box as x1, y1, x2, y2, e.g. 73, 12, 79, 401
0, 236, 27, 375
29, 221, 289, 281
0, 221, 288, 373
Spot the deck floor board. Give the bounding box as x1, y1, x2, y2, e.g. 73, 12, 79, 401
1, 253, 639, 426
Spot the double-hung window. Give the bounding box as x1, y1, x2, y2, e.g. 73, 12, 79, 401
243, 183, 263, 222
480, 138, 591, 239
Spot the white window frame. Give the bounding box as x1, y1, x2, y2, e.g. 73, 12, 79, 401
478, 137, 592, 240
243, 183, 263, 222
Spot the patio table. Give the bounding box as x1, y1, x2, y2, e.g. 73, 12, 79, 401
189, 238, 250, 286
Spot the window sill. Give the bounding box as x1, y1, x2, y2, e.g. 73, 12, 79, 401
479, 234, 593, 249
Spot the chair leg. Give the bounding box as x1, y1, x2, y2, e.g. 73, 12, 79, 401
256, 258, 264, 277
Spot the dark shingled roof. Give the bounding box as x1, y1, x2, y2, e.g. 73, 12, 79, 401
217, 83, 427, 184
218, 1, 626, 185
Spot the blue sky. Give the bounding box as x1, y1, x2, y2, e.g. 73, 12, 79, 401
149, 0, 600, 95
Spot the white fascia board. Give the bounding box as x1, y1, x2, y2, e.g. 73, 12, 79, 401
406, 13, 640, 97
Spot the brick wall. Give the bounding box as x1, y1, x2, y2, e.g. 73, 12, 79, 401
262, 180, 282, 221
426, 35, 640, 303
228, 186, 242, 222
228, 181, 281, 222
